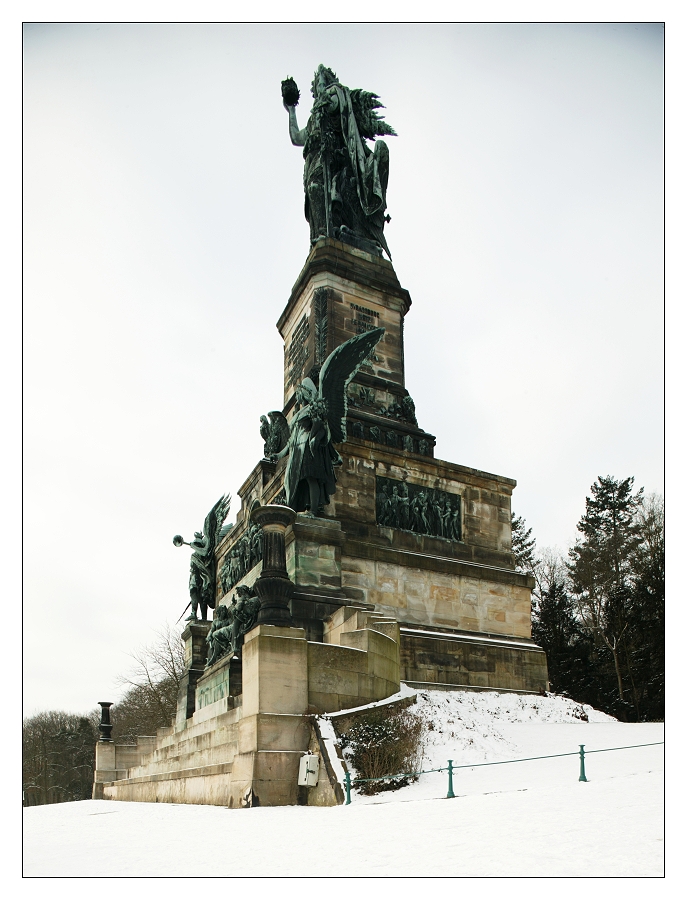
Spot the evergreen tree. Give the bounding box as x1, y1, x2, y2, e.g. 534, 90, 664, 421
626, 494, 665, 720
511, 512, 536, 575
567, 476, 644, 714
530, 550, 590, 701
531, 566, 600, 704
524, 483, 663, 721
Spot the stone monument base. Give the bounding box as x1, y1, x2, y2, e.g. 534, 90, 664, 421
94, 237, 550, 808
95, 615, 401, 807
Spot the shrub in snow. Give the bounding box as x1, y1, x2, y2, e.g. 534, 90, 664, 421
339, 707, 425, 795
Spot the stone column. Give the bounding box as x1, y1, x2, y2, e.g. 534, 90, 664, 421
93, 704, 116, 798
175, 620, 211, 729
251, 504, 297, 627
232, 623, 310, 807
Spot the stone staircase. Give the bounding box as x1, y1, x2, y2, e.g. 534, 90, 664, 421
96, 607, 403, 807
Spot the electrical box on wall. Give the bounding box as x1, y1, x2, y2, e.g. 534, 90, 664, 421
298, 754, 319, 787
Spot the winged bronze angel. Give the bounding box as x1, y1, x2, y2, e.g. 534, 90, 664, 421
272, 328, 385, 516
173, 494, 232, 621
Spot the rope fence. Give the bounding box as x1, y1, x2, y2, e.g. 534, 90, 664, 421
342, 741, 664, 804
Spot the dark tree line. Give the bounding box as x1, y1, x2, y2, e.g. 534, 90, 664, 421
513, 476, 664, 722
23, 711, 99, 805
23, 626, 184, 805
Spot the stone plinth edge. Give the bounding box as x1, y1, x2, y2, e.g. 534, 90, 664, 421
278, 238, 412, 335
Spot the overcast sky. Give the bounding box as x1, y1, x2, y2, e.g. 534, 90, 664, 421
23, 23, 663, 716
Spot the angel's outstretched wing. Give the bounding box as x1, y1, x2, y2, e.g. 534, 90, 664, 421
268, 411, 291, 454
216, 523, 234, 544
319, 328, 385, 443
204, 494, 232, 550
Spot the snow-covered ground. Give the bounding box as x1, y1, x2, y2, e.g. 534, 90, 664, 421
23, 690, 664, 878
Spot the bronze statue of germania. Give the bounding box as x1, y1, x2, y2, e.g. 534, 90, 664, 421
282, 65, 396, 259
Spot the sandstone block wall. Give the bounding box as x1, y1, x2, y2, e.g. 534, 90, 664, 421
242, 625, 309, 717
99, 620, 401, 807
341, 555, 531, 637
277, 238, 412, 414
332, 444, 516, 567
400, 630, 548, 693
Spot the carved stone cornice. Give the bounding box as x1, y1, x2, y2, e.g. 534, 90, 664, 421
277, 238, 412, 335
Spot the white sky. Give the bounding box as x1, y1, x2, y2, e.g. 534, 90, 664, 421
22, 22, 664, 715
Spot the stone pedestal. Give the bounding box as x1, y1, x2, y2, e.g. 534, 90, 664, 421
176, 620, 211, 729
242, 624, 309, 716
96, 615, 403, 807
95, 240, 549, 810
229, 624, 310, 807
250, 232, 549, 690
251, 504, 297, 627
92, 740, 117, 797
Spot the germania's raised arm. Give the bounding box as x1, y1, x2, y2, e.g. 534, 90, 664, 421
285, 104, 306, 147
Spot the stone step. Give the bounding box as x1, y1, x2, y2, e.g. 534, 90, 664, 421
129, 738, 237, 766
106, 761, 234, 787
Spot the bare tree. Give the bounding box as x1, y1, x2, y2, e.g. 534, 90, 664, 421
531, 546, 568, 604
635, 493, 664, 566
24, 626, 187, 804
111, 624, 185, 742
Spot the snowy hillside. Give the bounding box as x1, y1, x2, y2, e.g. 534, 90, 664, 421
340, 689, 623, 805
23, 689, 663, 877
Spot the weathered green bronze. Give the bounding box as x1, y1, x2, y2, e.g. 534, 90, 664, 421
578, 744, 588, 782
205, 585, 261, 667
283, 65, 396, 259
260, 411, 290, 459
446, 759, 455, 798
348, 387, 419, 432
272, 328, 385, 515
251, 504, 297, 626
229, 585, 261, 654
173, 494, 232, 621
219, 523, 263, 595
97, 702, 114, 742
376, 476, 462, 541
205, 604, 232, 667
281, 76, 300, 107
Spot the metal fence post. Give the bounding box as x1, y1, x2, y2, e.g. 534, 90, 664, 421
446, 759, 455, 799
578, 744, 588, 782
344, 770, 351, 804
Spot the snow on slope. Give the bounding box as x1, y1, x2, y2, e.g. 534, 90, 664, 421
23, 690, 663, 878
416, 688, 615, 764
343, 690, 656, 807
